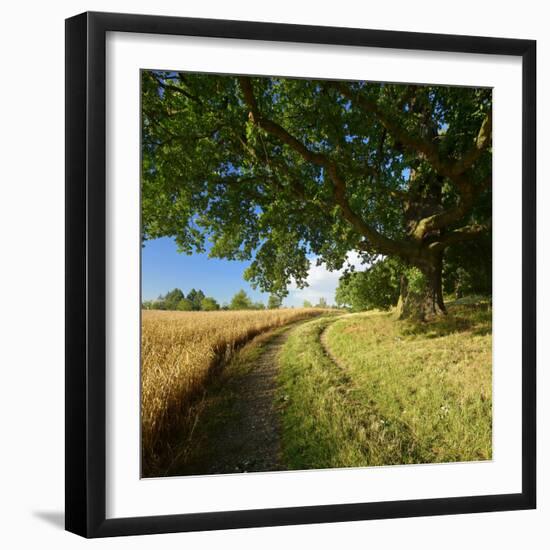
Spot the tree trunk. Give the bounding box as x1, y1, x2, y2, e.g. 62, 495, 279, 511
396, 254, 446, 321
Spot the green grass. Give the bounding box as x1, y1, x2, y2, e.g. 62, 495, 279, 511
278, 302, 492, 469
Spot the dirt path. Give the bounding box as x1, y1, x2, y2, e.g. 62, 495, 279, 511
320, 317, 354, 377
320, 325, 341, 368
170, 328, 293, 476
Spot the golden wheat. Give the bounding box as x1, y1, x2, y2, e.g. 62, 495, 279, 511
141, 308, 321, 474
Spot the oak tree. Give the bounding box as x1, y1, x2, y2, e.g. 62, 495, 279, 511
142, 72, 491, 319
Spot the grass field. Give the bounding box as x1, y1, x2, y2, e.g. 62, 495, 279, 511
141, 308, 322, 475
278, 301, 492, 469
142, 301, 492, 476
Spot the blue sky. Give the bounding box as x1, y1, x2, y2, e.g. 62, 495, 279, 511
141, 237, 365, 307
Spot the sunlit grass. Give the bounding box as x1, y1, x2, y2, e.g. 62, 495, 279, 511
278, 302, 492, 469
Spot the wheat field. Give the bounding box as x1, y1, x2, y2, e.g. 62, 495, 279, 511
141, 308, 321, 475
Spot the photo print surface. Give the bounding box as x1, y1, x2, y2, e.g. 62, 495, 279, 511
140, 71, 492, 478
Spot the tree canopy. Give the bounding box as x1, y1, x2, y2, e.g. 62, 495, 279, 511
176, 297, 193, 311
267, 294, 282, 309
186, 288, 206, 311
200, 296, 220, 311
143, 288, 220, 311
142, 71, 491, 318
229, 289, 253, 310
162, 288, 184, 310
336, 258, 402, 311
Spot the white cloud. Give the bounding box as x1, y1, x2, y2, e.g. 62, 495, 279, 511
283, 251, 368, 307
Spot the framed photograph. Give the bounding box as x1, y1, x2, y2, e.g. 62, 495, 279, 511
65, 11, 536, 538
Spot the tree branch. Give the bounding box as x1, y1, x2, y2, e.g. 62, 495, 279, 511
239, 77, 328, 167
329, 82, 492, 188
329, 82, 446, 172
446, 112, 492, 177
238, 76, 415, 258
412, 173, 491, 240
428, 223, 489, 252
153, 76, 204, 105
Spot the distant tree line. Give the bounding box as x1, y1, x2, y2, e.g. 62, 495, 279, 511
142, 288, 217, 311
229, 289, 267, 310
142, 288, 297, 311
300, 298, 331, 308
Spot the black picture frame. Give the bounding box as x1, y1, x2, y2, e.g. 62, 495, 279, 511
65, 11, 536, 538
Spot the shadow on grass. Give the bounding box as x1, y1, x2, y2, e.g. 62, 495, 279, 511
400, 302, 492, 339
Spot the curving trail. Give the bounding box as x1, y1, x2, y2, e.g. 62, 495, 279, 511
166, 315, 350, 477
320, 323, 344, 370
168, 326, 297, 476
201, 329, 289, 474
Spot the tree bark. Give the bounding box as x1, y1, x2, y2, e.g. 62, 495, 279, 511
396, 253, 446, 321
